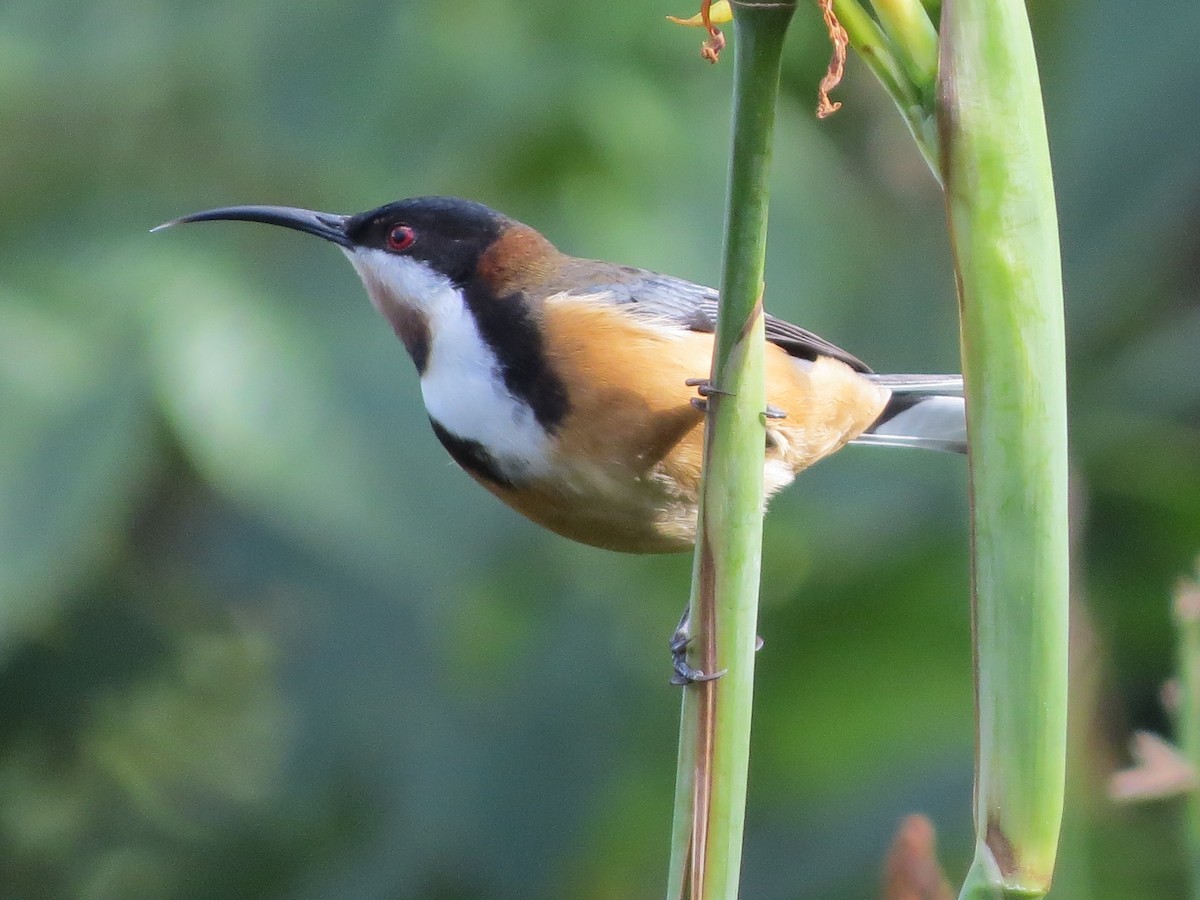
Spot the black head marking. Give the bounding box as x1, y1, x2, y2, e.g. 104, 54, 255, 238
345, 197, 509, 287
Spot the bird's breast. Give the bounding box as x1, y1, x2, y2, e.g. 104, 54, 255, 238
419, 296, 556, 482
415, 291, 888, 553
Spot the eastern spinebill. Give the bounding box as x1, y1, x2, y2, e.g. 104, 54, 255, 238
156, 196, 964, 551
156, 197, 964, 676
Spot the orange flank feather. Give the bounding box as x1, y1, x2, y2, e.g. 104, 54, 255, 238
472, 296, 889, 553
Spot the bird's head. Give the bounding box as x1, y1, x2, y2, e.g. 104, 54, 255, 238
155, 196, 563, 368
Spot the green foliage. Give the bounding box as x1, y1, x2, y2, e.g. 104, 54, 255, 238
1, 1, 1198, 897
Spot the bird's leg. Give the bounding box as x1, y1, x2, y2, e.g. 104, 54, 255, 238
669, 605, 764, 686
669, 604, 726, 685
675, 377, 773, 682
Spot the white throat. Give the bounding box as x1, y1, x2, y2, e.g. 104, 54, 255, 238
344, 249, 552, 476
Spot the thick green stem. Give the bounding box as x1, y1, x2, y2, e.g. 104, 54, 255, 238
937, 1, 1069, 896
664, 3, 794, 898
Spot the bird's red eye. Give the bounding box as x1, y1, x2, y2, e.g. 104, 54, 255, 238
387, 224, 415, 252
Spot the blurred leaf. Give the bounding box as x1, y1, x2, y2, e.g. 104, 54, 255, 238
0, 286, 155, 650
135, 245, 474, 592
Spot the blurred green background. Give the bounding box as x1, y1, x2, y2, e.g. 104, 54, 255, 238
1, 1, 1198, 897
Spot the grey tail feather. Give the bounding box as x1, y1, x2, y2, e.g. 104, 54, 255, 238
854, 374, 967, 454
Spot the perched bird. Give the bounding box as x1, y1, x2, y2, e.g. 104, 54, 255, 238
156, 197, 964, 555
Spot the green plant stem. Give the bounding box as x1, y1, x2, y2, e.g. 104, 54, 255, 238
937, 0, 1069, 897
1175, 571, 1200, 898
869, 0, 939, 88
832, 0, 940, 174
664, 2, 794, 897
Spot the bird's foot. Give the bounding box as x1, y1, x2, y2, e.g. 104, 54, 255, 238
669, 628, 726, 686
686, 378, 786, 420
685, 377, 733, 397
686, 378, 733, 413
669, 604, 726, 685
668, 606, 764, 686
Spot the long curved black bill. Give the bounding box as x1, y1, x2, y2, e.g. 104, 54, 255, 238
152, 205, 352, 248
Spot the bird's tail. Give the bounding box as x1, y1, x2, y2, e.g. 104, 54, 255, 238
853, 374, 967, 454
